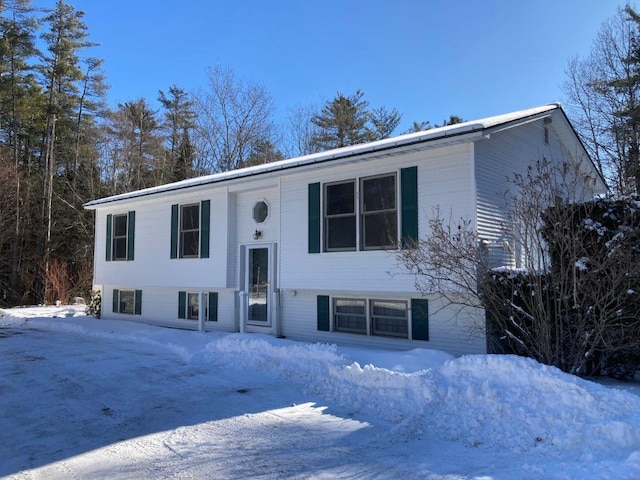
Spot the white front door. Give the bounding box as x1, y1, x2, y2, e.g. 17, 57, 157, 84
246, 244, 272, 326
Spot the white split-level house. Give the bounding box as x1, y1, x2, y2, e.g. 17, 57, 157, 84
84, 104, 606, 356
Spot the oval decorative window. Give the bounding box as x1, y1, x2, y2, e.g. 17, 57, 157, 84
253, 201, 269, 223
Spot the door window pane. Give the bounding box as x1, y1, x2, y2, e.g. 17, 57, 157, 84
248, 248, 269, 322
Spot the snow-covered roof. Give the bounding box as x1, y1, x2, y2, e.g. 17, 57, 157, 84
84, 103, 561, 208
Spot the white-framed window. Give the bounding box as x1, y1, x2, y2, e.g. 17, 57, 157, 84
112, 289, 142, 315
334, 298, 367, 334
187, 292, 208, 320
180, 203, 200, 258
178, 290, 218, 321
324, 180, 357, 251
370, 299, 408, 338
112, 213, 128, 260
361, 174, 397, 250
323, 173, 397, 252
332, 298, 408, 338
171, 200, 210, 260
106, 211, 135, 262
119, 290, 135, 314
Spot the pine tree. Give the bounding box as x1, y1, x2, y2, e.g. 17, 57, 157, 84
370, 106, 402, 140
39, 0, 98, 302
245, 139, 283, 167
174, 127, 194, 181
158, 85, 195, 181
310, 90, 375, 150
106, 99, 166, 192
0, 0, 41, 303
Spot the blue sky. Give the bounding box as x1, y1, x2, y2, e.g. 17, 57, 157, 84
43, 0, 626, 131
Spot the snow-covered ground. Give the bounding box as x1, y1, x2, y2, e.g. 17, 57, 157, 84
1, 306, 639, 479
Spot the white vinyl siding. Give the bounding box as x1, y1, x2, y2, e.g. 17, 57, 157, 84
474, 118, 566, 268
280, 143, 475, 292
94, 191, 227, 289
102, 286, 234, 331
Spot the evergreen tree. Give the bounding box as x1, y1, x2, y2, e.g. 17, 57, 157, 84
245, 139, 283, 167
435, 114, 464, 127
370, 106, 402, 140
39, 0, 99, 302
105, 99, 166, 192
0, 0, 41, 303
174, 127, 194, 181
158, 85, 195, 182
310, 90, 375, 150
403, 120, 432, 134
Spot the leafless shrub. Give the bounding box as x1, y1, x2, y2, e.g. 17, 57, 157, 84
398, 158, 640, 376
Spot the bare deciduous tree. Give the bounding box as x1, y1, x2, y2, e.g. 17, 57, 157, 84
282, 103, 320, 157
563, 6, 640, 194
193, 65, 278, 173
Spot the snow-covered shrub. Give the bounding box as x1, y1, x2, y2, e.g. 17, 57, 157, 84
486, 196, 640, 377
87, 290, 101, 318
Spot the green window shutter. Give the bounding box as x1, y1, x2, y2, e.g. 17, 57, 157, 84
134, 290, 142, 315
401, 166, 419, 248
200, 200, 210, 259
178, 291, 186, 319
317, 295, 330, 331
170, 204, 179, 259
112, 289, 119, 313
127, 211, 135, 261
411, 298, 429, 341
308, 183, 321, 254
208, 292, 218, 322
106, 214, 112, 261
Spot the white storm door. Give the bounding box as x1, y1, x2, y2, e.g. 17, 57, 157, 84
246, 244, 272, 325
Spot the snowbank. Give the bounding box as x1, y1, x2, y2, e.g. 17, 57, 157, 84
2, 308, 640, 470
205, 333, 640, 458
